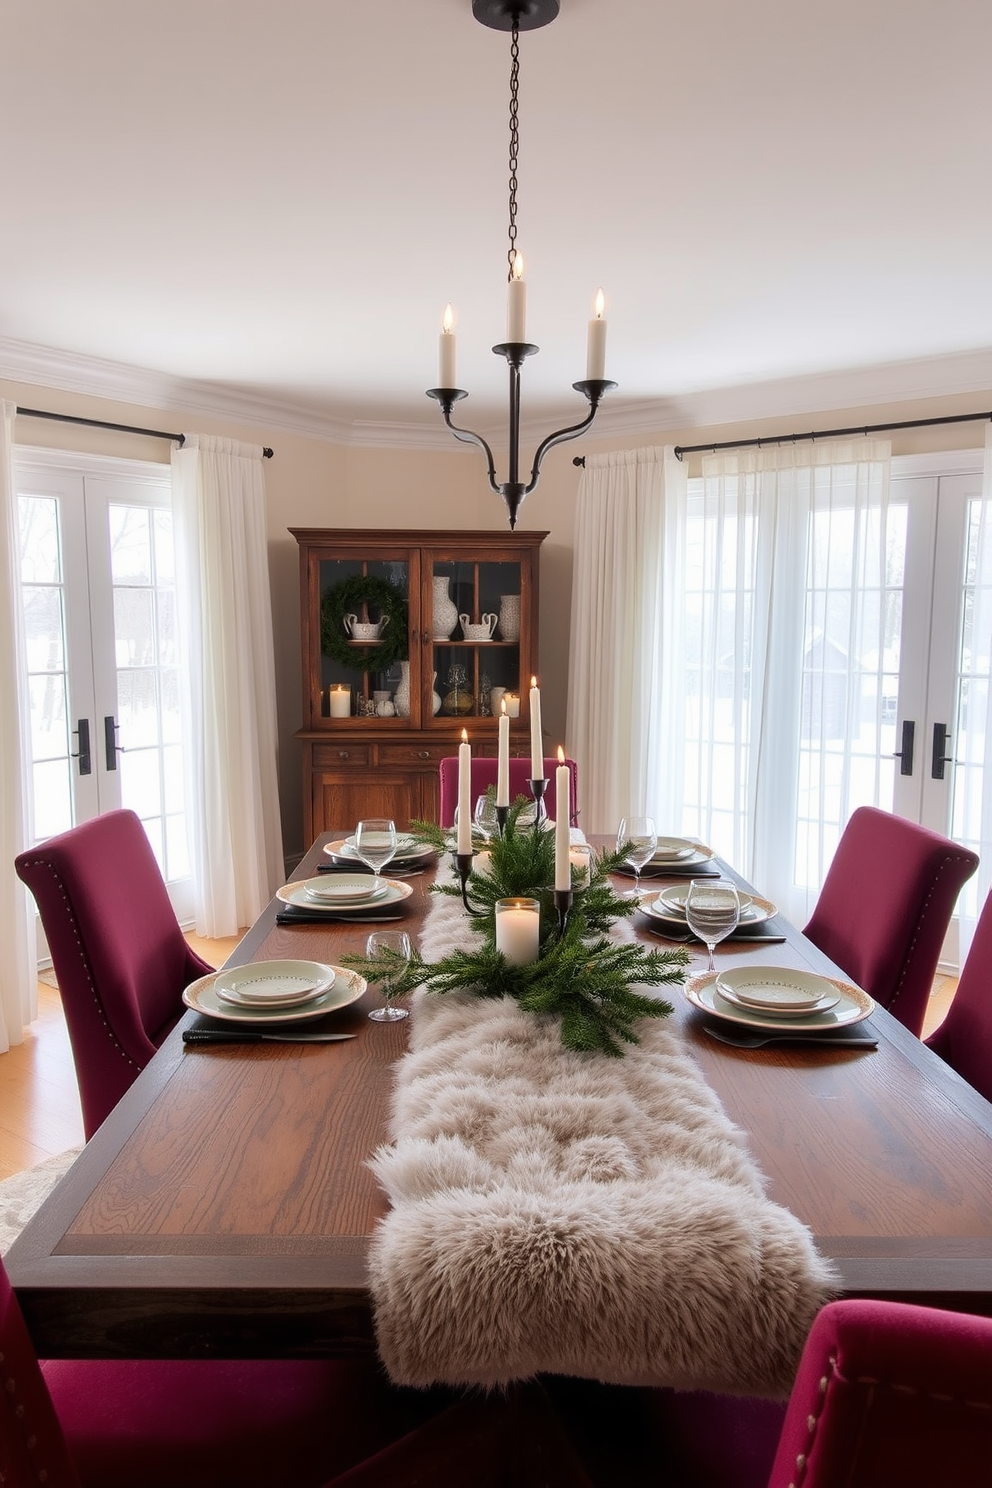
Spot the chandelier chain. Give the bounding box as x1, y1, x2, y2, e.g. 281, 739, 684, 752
507, 21, 520, 279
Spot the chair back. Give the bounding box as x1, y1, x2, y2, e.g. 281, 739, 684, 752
0, 1256, 81, 1488
925, 885, 992, 1101
767, 1298, 992, 1486
438, 756, 579, 828
15, 811, 212, 1138
802, 806, 978, 1036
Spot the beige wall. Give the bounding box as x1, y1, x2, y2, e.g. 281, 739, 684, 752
5, 373, 991, 861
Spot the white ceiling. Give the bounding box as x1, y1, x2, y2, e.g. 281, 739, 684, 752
3, 0, 992, 440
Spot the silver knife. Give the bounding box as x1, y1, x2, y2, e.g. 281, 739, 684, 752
183, 1030, 357, 1045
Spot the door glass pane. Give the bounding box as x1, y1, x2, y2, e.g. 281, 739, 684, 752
432, 559, 522, 718
18, 494, 74, 841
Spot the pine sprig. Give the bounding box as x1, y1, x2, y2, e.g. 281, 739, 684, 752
350, 801, 689, 1057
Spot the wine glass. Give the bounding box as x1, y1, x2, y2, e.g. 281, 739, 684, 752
616, 816, 658, 897
365, 930, 411, 1022
685, 878, 741, 973
353, 818, 397, 884
474, 793, 498, 841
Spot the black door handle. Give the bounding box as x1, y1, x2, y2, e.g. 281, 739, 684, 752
932, 722, 957, 780
893, 719, 915, 776
104, 716, 122, 772
71, 718, 91, 776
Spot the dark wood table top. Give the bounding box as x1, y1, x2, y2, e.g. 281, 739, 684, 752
8, 835, 992, 1359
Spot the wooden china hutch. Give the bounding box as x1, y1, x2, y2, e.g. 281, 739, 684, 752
292, 529, 548, 845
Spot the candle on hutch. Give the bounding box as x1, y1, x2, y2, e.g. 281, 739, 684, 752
497, 700, 510, 808
529, 676, 543, 778
503, 693, 520, 718
495, 897, 541, 965
457, 728, 473, 854
439, 303, 456, 387
328, 685, 351, 718
586, 288, 607, 380
555, 747, 571, 890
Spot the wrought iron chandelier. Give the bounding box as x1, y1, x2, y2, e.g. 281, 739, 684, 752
426, 0, 617, 529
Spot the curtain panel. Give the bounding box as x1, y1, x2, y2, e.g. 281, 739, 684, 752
0, 401, 37, 1049
172, 437, 284, 938
566, 447, 686, 834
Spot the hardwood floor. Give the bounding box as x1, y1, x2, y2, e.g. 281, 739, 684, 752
0, 931, 241, 1182
0, 947, 958, 1183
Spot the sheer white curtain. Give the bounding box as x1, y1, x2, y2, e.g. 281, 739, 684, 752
667, 439, 891, 923
566, 447, 686, 833
953, 423, 992, 956
0, 401, 36, 1049
172, 436, 284, 937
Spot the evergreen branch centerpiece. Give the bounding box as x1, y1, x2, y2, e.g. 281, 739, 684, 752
347, 800, 689, 1058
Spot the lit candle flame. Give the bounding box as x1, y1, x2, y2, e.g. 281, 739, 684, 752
501, 697, 507, 714
461, 727, 468, 742
594, 288, 605, 319
557, 745, 565, 764
531, 675, 537, 688
512, 252, 524, 281
442, 303, 455, 334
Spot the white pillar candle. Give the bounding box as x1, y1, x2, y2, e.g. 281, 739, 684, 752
496, 703, 510, 807
457, 729, 473, 854
586, 288, 607, 380
507, 253, 526, 342
439, 303, 456, 387
328, 685, 351, 718
503, 693, 520, 718
495, 898, 541, 965
529, 676, 543, 779
555, 749, 571, 890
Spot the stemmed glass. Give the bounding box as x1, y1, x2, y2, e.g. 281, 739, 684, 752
685, 878, 741, 973
353, 818, 398, 884
365, 930, 411, 1022
616, 816, 658, 898
474, 793, 499, 841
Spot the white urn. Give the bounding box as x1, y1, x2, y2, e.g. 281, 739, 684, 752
498, 593, 521, 642
432, 577, 459, 640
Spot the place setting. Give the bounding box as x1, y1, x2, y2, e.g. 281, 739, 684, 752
277, 818, 415, 924
637, 880, 786, 944
613, 817, 720, 892
181, 958, 367, 1044
685, 964, 877, 1050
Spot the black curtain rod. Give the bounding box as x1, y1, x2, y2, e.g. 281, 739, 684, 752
570, 409, 992, 468
15, 406, 274, 458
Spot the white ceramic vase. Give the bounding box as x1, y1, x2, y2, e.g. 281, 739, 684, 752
432, 577, 459, 640
498, 593, 521, 642
394, 661, 411, 718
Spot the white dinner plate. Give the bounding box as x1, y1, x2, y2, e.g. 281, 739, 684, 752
344, 833, 433, 858
659, 884, 754, 916
632, 844, 716, 875
652, 836, 698, 860
638, 890, 776, 928
324, 837, 436, 866
716, 966, 836, 1011
211, 959, 336, 1008
184, 966, 367, 1024
277, 877, 413, 914
303, 874, 389, 903
684, 972, 873, 1032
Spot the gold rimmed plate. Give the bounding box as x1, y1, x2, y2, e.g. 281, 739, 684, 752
639, 889, 776, 928
184, 966, 367, 1024
685, 971, 873, 1032
277, 878, 413, 914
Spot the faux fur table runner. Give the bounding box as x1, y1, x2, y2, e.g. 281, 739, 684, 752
368, 874, 836, 1395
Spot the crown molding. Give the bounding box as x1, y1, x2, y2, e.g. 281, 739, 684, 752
3, 334, 992, 454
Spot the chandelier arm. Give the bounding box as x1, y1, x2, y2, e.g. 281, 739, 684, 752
524, 384, 617, 493
428, 396, 501, 494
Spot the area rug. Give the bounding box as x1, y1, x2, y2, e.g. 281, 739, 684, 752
367, 872, 836, 1396
0, 1147, 81, 1253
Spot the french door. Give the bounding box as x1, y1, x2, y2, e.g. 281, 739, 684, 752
14, 449, 192, 920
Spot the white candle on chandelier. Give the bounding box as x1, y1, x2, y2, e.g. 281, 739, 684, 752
555, 747, 571, 890
586, 288, 607, 380
497, 699, 510, 807
457, 728, 473, 855
439, 303, 457, 388
507, 252, 527, 343
529, 676, 543, 779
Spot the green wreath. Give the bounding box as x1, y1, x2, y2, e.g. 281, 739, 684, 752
320, 573, 409, 672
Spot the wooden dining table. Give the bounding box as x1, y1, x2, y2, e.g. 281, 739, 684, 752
7, 833, 992, 1360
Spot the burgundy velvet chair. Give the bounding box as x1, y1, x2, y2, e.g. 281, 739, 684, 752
0, 1252, 479, 1488
14, 810, 214, 1138
802, 806, 978, 1036
925, 884, 992, 1102
438, 754, 579, 827
652, 1299, 992, 1488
